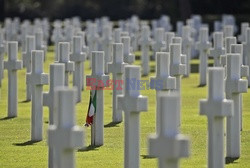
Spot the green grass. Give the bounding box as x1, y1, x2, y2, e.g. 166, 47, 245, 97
0, 49, 250, 168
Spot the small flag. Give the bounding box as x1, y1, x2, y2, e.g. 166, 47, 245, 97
85, 90, 97, 127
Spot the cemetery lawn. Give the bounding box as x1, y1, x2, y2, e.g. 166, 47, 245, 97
0, 49, 250, 168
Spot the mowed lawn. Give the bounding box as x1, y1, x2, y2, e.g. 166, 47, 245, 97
0, 48, 250, 168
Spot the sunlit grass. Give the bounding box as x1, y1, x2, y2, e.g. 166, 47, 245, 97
0, 49, 249, 167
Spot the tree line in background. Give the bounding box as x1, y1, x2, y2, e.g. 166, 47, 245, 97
0, 0, 249, 22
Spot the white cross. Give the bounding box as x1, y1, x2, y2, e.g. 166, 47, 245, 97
238, 22, 249, 43
70, 36, 86, 102
195, 27, 211, 86
3, 42, 22, 117
0, 30, 5, 87
231, 44, 249, 131
52, 27, 64, 61
100, 26, 113, 74
210, 32, 225, 67
150, 52, 176, 133
87, 23, 99, 69
170, 44, 186, 126
113, 28, 122, 43
171, 37, 186, 68
43, 63, 65, 168
243, 28, 250, 86
225, 54, 248, 158
152, 28, 166, 60
122, 36, 135, 64
148, 93, 190, 168
76, 31, 89, 91
86, 51, 109, 146
57, 42, 74, 86
108, 43, 127, 122
35, 29, 47, 62
26, 51, 48, 141
138, 26, 152, 76
164, 32, 175, 52
182, 26, 193, 77
223, 25, 234, 38
200, 67, 233, 168
48, 87, 84, 168
220, 37, 236, 67
23, 36, 35, 101
117, 65, 148, 168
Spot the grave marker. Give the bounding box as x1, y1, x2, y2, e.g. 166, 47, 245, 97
48, 87, 84, 168
148, 93, 190, 168
200, 67, 233, 168
150, 52, 176, 133
100, 26, 113, 74
152, 28, 166, 60
164, 32, 175, 52
170, 44, 186, 125
117, 65, 148, 168
238, 23, 249, 43
114, 28, 122, 43
70, 36, 86, 102
196, 27, 211, 86
138, 26, 151, 76
182, 26, 193, 77
243, 28, 250, 86
4, 42, 22, 117
27, 51, 48, 141
108, 43, 127, 122
231, 44, 249, 131
86, 51, 109, 146
121, 36, 135, 64
0, 30, 5, 86
23, 36, 35, 101
226, 54, 248, 158
210, 32, 225, 67
35, 29, 47, 62
87, 24, 99, 69
57, 42, 74, 86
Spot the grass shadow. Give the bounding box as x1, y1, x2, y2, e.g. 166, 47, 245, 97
150, 66, 155, 73
19, 99, 31, 103
141, 155, 155, 159
142, 73, 149, 77
104, 121, 121, 128
44, 121, 49, 124
225, 157, 239, 164
197, 84, 206, 88
0, 116, 15, 120
13, 140, 41, 146
78, 145, 100, 152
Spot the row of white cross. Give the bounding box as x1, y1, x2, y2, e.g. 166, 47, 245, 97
0, 17, 249, 168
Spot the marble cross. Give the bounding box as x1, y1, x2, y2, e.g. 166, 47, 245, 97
200, 67, 233, 168
48, 87, 84, 168
225, 54, 248, 158
4, 42, 22, 117
57, 42, 75, 86
26, 51, 48, 141
182, 26, 193, 77
148, 93, 190, 168
108, 43, 127, 122
117, 65, 148, 168
86, 51, 109, 146
195, 27, 211, 86
210, 32, 225, 67
70, 36, 86, 102
121, 36, 135, 64
138, 26, 152, 76
150, 52, 176, 133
